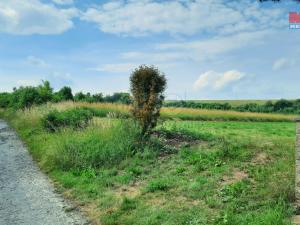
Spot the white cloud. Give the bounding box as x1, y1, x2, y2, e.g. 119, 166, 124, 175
193, 70, 245, 90
52, 0, 74, 5
81, 0, 286, 36
157, 30, 268, 53
26, 56, 48, 67
214, 70, 244, 89
0, 0, 77, 35
272, 58, 295, 71
122, 30, 269, 63
193, 71, 216, 90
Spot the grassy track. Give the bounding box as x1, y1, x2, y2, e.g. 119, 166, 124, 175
0, 103, 296, 225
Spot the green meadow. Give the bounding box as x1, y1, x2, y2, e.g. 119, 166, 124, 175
0, 102, 297, 225
165, 99, 272, 106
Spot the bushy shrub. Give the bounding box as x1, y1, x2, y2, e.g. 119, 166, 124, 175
2, 81, 54, 109
12, 86, 42, 109
74, 92, 131, 104
130, 65, 167, 136
53, 86, 73, 102
74, 92, 86, 102
37, 80, 53, 103
0, 93, 12, 108
42, 108, 93, 132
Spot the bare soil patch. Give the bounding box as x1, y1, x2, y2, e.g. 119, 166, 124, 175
152, 130, 204, 149
252, 152, 271, 165
221, 168, 248, 186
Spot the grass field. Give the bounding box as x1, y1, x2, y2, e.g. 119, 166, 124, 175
48, 101, 298, 122
165, 100, 274, 106
0, 103, 297, 225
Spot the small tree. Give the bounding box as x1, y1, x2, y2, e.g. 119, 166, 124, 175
130, 65, 167, 136
74, 92, 86, 102
37, 80, 53, 103
92, 93, 104, 102
12, 86, 41, 109
57, 86, 73, 101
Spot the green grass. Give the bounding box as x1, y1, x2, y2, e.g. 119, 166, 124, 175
0, 104, 296, 225
165, 100, 276, 106
25, 101, 298, 122
161, 107, 297, 122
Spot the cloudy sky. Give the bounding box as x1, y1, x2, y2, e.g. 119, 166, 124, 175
0, 0, 299, 100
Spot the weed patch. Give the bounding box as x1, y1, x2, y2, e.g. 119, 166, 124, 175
54, 121, 140, 170
42, 108, 93, 132
145, 178, 172, 192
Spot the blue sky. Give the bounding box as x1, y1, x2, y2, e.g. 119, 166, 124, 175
0, 0, 299, 100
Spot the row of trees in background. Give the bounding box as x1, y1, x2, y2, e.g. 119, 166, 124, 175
0, 81, 131, 109
165, 100, 300, 114
1, 79, 300, 115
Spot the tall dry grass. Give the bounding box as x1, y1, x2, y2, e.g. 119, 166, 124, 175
47, 101, 297, 122
1, 101, 296, 123
161, 107, 297, 122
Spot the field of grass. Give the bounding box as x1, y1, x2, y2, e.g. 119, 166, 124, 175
161, 107, 297, 122
165, 100, 274, 106
0, 103, 297, 225
42, 101, 298, 122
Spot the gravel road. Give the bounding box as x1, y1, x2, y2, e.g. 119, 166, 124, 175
0, 120, 89, 225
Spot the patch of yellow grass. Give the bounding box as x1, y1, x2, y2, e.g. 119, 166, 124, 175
51, 101, 130, 113
9, 101, 296, 123
161, 107, 297, 122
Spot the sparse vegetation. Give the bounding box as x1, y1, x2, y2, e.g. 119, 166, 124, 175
42, 108, 93, 132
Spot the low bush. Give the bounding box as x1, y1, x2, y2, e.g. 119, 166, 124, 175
86, 107, 129, 118
0, 93, 12, 108
42, 108, 93, 132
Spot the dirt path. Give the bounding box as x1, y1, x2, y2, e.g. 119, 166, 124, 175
0, 120, 89, 225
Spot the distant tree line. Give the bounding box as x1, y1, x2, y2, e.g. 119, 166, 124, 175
1, 80, 300, 115
164, 100, 300, 114
0, 81, 131, 109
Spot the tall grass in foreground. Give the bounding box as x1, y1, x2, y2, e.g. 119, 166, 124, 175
53, 120, 141, 170
0, 104, 296, 224
0, 106, 141, 171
